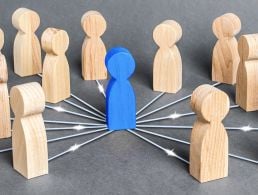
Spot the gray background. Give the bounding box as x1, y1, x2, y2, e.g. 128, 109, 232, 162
0, 0, 258, 194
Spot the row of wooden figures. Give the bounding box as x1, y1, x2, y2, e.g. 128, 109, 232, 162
5, 81, 229, 183
7, 8, 258, 111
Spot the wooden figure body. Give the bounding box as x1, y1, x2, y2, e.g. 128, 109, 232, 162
41, 28, 70, 103
190, 84, 229, 183
236, 34, 258, 111
12, 8, 42, 77
212, 13, 241, 84
105, 47, 136, 130
81, 11, 107, 80
10, 82, 48, 179
153, 20, 182, 93
0, 29, 11, 138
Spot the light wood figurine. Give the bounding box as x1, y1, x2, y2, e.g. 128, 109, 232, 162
10, 82, 48, 179
81, 10, 107, 80
153, 20, 182, 93
212, 13, 241, 84
0, 28, 11, 138
12, 8, 42, 77
236, 34, 258, 111
190, 84, 229, 183
41, 28, 70, 103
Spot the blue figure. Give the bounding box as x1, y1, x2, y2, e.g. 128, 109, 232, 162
105, 47, 136, 130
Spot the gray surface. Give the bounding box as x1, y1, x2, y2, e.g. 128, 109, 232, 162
0, 0, 258, 194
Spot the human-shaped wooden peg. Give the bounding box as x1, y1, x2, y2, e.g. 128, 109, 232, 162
81, 10, 107, 80
12, 8, 42, 77
190, 84, 229, 183
10, 82, 48, 179
0, 28, 11, 138
41, 28, 70, 103
236, 34, 258, 111
212, 13, 241, 84
153, 20, 182, 93
105, 47, 136, 130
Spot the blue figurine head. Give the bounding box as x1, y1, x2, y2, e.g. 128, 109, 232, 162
105, 47, 135, 81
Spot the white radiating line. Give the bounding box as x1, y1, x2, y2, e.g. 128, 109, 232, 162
48, 130, 112, 161
136, 82, 222, 120
0, 128, 108, 153
135, 127, 258, 164
136, 92, 165, 116
71, 93, 106, 117
96, 80, 106, 98
127, 129, 189, 164
45, 105, 105, 122
64, 99, 105, 120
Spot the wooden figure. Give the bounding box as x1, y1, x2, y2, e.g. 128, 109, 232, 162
0, 29, 11, 138
12, 8, 42, 77
153, 20, 182, 93
236, 34, 258, 111
190, 84, 229, 183
105, 47, 136, 130
41, 28, 70, 103
81, 10, 107, 80
10, 82, 48, 179
212, 13, 241, 84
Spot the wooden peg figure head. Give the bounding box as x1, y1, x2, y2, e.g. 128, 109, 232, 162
0, 28, 7, 83
81, 11, 107, 38
191, 84, 229, 122
153, 20, 182, 48
212, 13, 241, 39
41, 28, 69, 55
12, 8, 40, 33
10, 82, 45, 118
238, 34, 258, 61
105, 47, 135, 81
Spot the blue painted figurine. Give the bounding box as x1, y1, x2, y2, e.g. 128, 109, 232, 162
105, 47, 136, 130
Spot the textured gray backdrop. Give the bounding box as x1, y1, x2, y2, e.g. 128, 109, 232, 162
0, 0, 258, 194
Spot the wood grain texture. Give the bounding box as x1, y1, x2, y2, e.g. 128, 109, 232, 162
153, 20, 182, 93
190, 84, 229, 183
41, 28, 70, 103
10, 82, 48, 179
81, 10, 107, 80
12, 8, 42, 77
212, 13, 241, 84
0, 28, 11, 138
236, 34, 258, 111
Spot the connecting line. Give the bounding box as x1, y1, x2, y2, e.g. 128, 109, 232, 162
46, 125, 107, 131
71, 93, 105, 117
48, 130, 113, 161
135, 127, 258, 164
44, 120, 104, 126
64, 99, 105, 120
136, 124, 193, 129
127, 129, 189, 164
136, 92, 165, 116
45, 105, 105, 123
96, 80, 106, 98
0, 128, 108, 153
136, 82, 222, 121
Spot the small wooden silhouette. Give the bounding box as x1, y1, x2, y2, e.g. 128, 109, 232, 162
10, 82, 48, 179
236, 34, 258, 111
212, 13, 241, 84
41, 28, 70, 103
105, 47, 136, 130
81, 10, 107, 80
0, 29, 11, 138
153, 20, 182, 93
190, 84, 229, 183
12, 8, 42, 77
